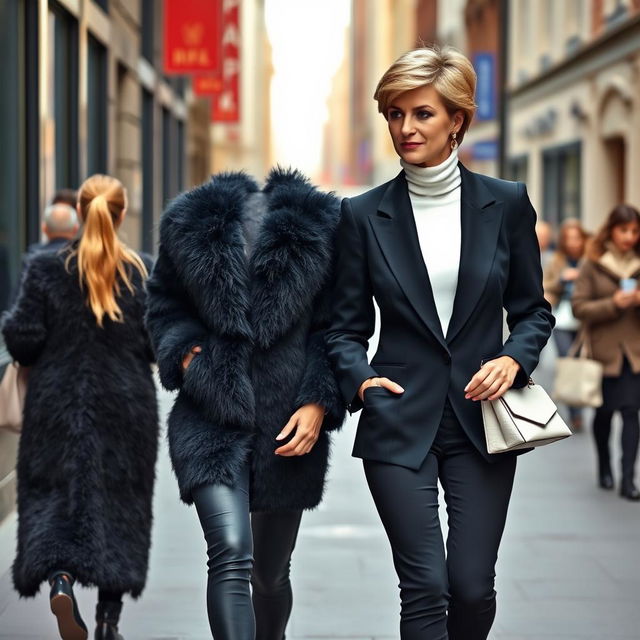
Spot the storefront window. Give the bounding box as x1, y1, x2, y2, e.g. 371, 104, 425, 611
0, 1, 23, 311
506, 155, 529, 184
542, 142, 582, 228
93, 0, 109, 13
162, 107, 173, 207
142, 89, 154, 254
141, 0, 155, 64
87, 33, 108, 175
177, 119, 185, 192
161, 109, 186, 209
46, 3, 79, 197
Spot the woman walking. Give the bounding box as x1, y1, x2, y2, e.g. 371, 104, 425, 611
543, 218, 589, 430
572, 204, 640, 500
145, 168, 344, 639
2, 174, 159, 640
326, 46, 554, 640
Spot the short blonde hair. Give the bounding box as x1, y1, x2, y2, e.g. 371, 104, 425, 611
374, 45, 477, 142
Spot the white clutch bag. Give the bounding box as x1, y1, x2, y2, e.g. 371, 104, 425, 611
481, 379, 572, 454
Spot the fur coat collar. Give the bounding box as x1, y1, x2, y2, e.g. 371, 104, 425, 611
160, 167, 339, 349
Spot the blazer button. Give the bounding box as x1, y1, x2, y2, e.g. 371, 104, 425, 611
444, 354, 451, 364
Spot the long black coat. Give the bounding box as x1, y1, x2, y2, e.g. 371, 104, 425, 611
2, 251, 158, 598
145, 168, 345, 510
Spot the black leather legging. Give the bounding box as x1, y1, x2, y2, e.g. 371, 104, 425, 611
192, 465, 302, 640
363, 402, 517, 640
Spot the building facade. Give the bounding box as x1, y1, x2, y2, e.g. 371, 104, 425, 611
507, 0, 640, 231
323, 0, 435, 188
210, 0, 273, 177
0, 0, 213, 314
0, 0, 217, 523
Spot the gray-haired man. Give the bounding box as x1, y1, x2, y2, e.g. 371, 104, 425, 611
10, 200, 80, 305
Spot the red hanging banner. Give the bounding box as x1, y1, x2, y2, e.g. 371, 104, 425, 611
163, 0, 222, 75
193, 75, 224, 96
211, 0, 240, 123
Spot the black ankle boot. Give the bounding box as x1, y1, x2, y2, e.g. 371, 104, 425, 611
620, 478, 640, 501
49, 571, 88, 640
94, 601, 124, 640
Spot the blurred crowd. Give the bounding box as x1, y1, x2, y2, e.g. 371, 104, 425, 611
537, 206, 640, 501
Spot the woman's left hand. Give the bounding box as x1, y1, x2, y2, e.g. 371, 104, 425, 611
464, 356, 521, 402
274, 403, 325, 456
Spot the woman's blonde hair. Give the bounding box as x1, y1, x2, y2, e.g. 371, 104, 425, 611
67, 174, 148, 327
374, 45, 477, 142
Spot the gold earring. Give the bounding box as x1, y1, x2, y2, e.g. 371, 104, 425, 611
450, 132, 459, 150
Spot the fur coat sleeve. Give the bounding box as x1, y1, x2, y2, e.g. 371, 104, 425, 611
145, 245, 209, 390
2, 257, 48, 365
294, 281, 344, 430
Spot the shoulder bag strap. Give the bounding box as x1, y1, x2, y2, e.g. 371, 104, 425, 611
567, 327, 593, 359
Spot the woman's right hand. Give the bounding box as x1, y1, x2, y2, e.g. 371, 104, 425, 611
613, 290, 636, 309
182, 346, 202, 372
358, 377, 404, 401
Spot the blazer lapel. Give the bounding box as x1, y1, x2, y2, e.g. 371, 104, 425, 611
446, 164, 504, 344
369, 172, 448, 351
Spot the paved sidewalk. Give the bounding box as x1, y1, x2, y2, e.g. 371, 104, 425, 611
1, 345, 640, 638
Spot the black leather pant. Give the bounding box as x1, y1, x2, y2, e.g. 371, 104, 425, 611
192, 464, 302, 640
363, 402, 517, 640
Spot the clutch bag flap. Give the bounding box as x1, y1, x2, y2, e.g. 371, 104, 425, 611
498, 383, 557, 425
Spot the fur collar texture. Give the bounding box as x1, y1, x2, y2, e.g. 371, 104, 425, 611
160, 167, 340, 348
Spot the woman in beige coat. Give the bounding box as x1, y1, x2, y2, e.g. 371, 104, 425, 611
543, 219, 589, 430
572, 204, 640, 500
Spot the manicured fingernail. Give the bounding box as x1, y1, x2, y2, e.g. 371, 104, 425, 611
465, 394, 471, 399
397, 386, 405, 392
275, 434, 285, 441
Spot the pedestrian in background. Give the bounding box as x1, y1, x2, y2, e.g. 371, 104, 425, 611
326, 46, 553, 640
572, 204, 640, 501
543, 218, 590, 431
50, 188, 78, 208
536, 219, 555, 269
9, 195, 80, 305
145, 168, 345, 640
2, 174, 159, 640
24, 188, 79, 259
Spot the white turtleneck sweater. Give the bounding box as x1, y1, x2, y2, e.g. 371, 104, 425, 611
401, 149, 461, 335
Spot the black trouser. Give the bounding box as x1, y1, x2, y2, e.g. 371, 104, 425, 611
192, 464, 303, 640
593, 407, 640, 482
363, 402, 517, 640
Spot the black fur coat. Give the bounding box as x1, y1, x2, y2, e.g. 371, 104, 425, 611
2, 250, 158, 598
145, 169, 345, 510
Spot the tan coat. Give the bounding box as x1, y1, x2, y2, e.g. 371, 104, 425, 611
543, 253, 579, 307
572, 258, 640, 376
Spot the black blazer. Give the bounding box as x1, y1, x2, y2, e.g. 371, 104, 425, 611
325, 164, 554, 467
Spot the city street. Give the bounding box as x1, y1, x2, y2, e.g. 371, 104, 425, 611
1, 345, 640, 639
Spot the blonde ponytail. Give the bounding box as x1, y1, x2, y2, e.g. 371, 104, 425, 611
68, 174, 148, 327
